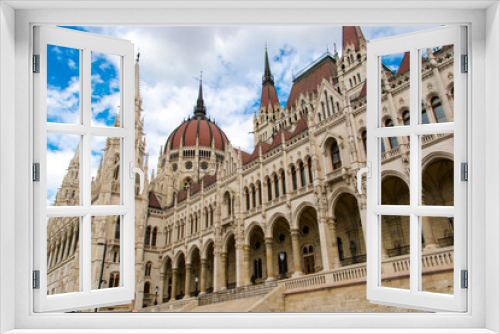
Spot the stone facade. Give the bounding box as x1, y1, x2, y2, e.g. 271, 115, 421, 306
46, 26, 455, 312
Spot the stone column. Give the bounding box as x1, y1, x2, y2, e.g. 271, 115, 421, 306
158, 275, 165, 304
162, 272, 170, 300
236, 244, 244, 287
243, 245, 251, 285
184, 264, 192, 299
214, 250, 221, 292
290, 229, 303, 276
200, 259, 207, 294
318, 218, 333, 271
328, 218, 341, 269
171, 268, 178, 300
221, 252, 227, 290
265, 237, 275, 280
422, 216, 438, 249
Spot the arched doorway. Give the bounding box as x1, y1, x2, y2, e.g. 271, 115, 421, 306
271, 218, 292, 279
162, 257, 173, 302
248, 225, 267, 283
422, 158, 454, 248
203, 242, 215, 293
175, 253, 186, 299
297, 207, 321, 274
189, 248, 201, 297
334, 193, 366, 266
381, 176, 410, 257
225, 234, 237, 289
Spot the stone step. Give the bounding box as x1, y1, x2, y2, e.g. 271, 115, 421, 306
188, 295, 263, 313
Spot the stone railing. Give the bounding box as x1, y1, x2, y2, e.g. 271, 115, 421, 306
281, 272, 327, 291
281, 247, 453, 293
144, 297, 196, 312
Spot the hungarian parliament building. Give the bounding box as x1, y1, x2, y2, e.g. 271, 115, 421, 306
46, 26, 456, 312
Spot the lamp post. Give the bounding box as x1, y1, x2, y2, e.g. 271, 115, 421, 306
195, 275, 199, 296
279, 252, 286, 279
154, 286, 158, 306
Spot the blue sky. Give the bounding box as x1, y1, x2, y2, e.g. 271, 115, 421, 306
46, 25, 436, 205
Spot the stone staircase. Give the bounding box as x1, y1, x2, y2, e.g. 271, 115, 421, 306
188, 295, 263, 312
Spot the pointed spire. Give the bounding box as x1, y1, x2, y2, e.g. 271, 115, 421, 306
262, 45, 274, 84
193, 71, 206, 118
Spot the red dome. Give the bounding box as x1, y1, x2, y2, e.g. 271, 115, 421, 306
165, 117, 229, 153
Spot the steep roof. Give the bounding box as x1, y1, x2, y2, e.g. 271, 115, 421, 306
286, 55, 337, 111
396, 51, 410, 76
149, 191, 162, 209
342, 26, 366, 52
260, 48, 280, 113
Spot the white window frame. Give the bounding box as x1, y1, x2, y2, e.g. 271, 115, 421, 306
1, 2, 498, 333
33, 26, 136, 312
365, 26, 467, 312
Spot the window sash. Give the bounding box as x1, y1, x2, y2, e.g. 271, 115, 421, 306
366, 25, 467, 312
33, 26, 136, 312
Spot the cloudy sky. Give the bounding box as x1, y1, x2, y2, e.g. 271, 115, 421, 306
46, 25, 436, 205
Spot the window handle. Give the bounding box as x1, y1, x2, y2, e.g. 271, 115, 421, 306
357, 162, 371, 194
129, 161, 145, 195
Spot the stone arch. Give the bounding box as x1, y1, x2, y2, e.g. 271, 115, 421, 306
319, 134, 341, 153
187, 243, 201, 263
266, 212, 290, 237
296, 206, 322, 274
173, 250, 186, 269
328, 186, 357, 218
202, 238, 215, 259
422, 151, 454, 173
245, 221, 266, 245
221, 230, 235, 253
292, 200, 316, 230
381, 169, 410, 186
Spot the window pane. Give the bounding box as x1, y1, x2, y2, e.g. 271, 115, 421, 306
421, 133, 454, 206
47, 133, 80, 207
91, 52, 121, 127
380, 51, 410, 126
420, 45, 454, 124
420, 216, 454, 295
91, 136, 121, 205
381, 215, 410, 290
91, 215, 121, 290
47, 45, 80, 124
381, 137, 410, 205
47, 216, 80, 295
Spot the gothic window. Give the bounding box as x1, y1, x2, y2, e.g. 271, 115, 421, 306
350, 54, 354, 64
274, 174, 280, 198
267, 178, 273, 201
431, 96, 447, 123
330, 96, 335, 114
109, 273, 120, 288
144, 282, 151, 294
299, 162, 306, 187
278, 233, 285, 243
245, 188, 250, 210
113, 166, 119, 180
318, 113, 322, 122
325, 91, 331, 116
353, 76, 357, 85
280, 170, 286, 194
151, 227, 157, 246
362, 131, 367, 154
200, 162, 208, 170
307, 157, 313, 183
251, 185, 256, 208
331, 140, 342, 170
422, 104, 430, 124
336, 101, 341, 113
144, 226, 151, 246
349, 78, 353, 87
357, 73, 362, 82
384, 119, 399, 149
185, 161, 192, 170
115, 217, 120, 239
321, 102, 326, 119
291, 165, 298, 190
172, 164, 178, 172
403, 110, 410, 125
145, 262, 152, 276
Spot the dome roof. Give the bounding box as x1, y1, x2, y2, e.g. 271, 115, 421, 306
165, 116, 229, 152
165, 75, 229, 153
